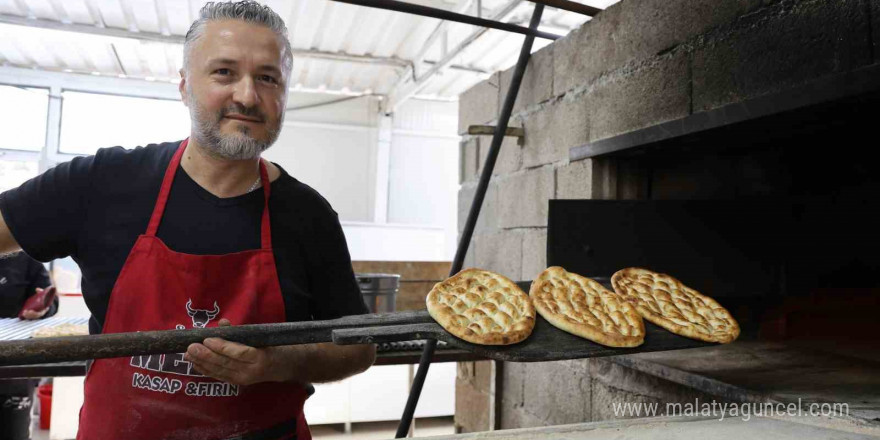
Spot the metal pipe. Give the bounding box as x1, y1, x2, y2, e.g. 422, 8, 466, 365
528, 0, 601, 16
0, 310, 431, 366
386, 0, 524, 112
394, 4, 546, 438
330, 0, 559, 40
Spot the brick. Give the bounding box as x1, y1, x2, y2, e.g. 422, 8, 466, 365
460, 138, 479, 184
499, 360, 592, 429
587, 51, 689, 142
521, 360, 591, 426
477, 117, 523, 177
693, 0, 872, 112
589, 379, 663, 421
462, 237, 476, 269
474, 230, 523, 281
473, 360, 494, 394
458, 183, 497, 234
521, 228, 547, 281
458, 73, 500, 135
497, 167, 554, 229
522, 97, 589, 168
500, 361, 526, 409
500, 400, 547, 430
499, 44, 554, 114
589, 358, 724, 417
551, 10, 608, 97
553, 0, 764, 96
556, 159, 594, 199
457, 361, 475, 383
455, 375, 492, 432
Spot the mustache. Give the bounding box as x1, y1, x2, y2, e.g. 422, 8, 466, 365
220, 104, 266, 122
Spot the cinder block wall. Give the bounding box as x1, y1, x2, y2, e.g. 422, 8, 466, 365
454, 0, 875, 432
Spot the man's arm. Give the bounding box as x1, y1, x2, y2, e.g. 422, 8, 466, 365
184, 319, 376, 386
0, 210, 22, 256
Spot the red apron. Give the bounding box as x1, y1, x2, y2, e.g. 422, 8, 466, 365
77, 140, 310, 440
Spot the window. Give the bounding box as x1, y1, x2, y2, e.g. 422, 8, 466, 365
59, 91, 190, 155
0, 85, 49, 151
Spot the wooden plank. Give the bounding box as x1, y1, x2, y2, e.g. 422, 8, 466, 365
332, 315, 713, 362
0, 310, 432, 366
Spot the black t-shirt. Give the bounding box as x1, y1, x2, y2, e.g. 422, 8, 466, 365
0, 252, 54, 318
0, 141, 368, 333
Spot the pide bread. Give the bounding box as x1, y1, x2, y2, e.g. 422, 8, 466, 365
426, 268, 535, 345
530, 267, 644, 347
611, 268, 739, 343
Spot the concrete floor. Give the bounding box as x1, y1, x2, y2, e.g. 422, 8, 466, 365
423, 415, 880, 440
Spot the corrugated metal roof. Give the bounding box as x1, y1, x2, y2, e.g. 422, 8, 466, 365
0, 0, 618, 106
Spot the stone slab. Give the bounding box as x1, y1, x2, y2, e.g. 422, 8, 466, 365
692, 0, 872, 112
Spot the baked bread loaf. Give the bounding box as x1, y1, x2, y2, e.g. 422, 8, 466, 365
426, 268, 535, 345
611, 268, 739, 343
530, 267, 644, 347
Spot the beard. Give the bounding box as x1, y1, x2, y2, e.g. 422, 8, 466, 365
187, 89, 283, 160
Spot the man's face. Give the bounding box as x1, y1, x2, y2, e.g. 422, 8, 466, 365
181, 20, 288, 160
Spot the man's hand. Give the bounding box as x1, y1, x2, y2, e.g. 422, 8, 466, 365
20, 307, 49, 320
20, 288, 50, 320
184, 319, 376, 387
184, 319, 282, 386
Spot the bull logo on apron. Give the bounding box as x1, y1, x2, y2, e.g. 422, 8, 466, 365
186, 299, 220, 328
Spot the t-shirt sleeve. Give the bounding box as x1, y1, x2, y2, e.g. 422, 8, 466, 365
305, 203, 369, 320
0, 155, 95, 262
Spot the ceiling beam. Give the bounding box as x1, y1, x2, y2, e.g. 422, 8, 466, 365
0, 13, 484, 73
528, 0, 601, 16
330, 0, 559, 40
385, 0, 523, 114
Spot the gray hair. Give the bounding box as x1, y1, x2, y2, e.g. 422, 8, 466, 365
183, 1, 293, 78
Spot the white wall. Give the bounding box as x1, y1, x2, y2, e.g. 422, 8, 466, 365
389, 99, 460, 260
265, 94, 460, 262
264, 93, 379, 222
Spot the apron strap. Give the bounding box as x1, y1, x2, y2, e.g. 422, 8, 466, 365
146, 139, 188, 237
258, 158, 272, 250
147, 139, 274, 252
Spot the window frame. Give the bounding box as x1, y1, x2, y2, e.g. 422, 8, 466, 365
57, 88, 189, 156
0, 83, 50, 156
0, 67, 182, 170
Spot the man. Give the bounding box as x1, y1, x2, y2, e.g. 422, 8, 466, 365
0, 253, 55, 440
0, 2, 376, 439
0, 252, 55, 319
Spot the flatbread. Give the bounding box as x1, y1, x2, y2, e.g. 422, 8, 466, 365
611, 268, 739, 343
530, 267, 644, 347
32, 323, 89, 338
426, 268, 535, 345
